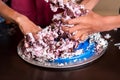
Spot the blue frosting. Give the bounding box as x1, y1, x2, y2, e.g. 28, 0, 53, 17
49, 39, 96, 64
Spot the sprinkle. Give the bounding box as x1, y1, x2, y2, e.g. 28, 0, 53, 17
104, 34, 111, 39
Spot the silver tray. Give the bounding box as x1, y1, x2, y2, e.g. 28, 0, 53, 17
17, 40, 107, 69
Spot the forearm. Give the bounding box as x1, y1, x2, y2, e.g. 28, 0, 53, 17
0, 0, 23, 23
81, 0, 100, 10
103, 15, 120, 30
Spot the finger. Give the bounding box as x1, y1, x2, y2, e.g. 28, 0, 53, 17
67, 25, 81, 33
66, 24, 87, 33
62, 26, 70, 32
33, 33, 40, 40
32, 26, 42, 34
19, 25, 26, 35
33, 28, 43, 40
63, 0, 69, 3
71, 30, 85, 40
67, 17, 83, 24
62, 24, 89, 34
37, 26, 42, 30
80, 33, 89, 41
72, 29, 89, 40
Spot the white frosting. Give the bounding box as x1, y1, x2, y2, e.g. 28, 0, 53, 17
22, 0, 108, 62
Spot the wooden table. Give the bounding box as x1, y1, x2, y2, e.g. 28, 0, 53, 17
0, 23, 120, 80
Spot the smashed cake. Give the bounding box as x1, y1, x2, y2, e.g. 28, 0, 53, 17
21, 0, 108, 65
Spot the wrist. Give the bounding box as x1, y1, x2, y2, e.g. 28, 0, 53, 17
103, 15, 120, 31
13, 13, 29, 26
3, 11, 25, 24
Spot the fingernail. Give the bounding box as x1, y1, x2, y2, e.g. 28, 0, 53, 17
72, 31, 78, 35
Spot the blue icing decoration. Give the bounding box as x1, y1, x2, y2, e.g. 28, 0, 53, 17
75, 39, 89, 50
49, 39, 96, 64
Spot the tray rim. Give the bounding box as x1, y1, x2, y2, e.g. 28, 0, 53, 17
17, 40, 107, 69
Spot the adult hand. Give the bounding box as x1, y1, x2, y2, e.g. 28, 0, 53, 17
62, 11, 114, 40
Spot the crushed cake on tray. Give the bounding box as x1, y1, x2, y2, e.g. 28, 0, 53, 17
21, 0, 108, 64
